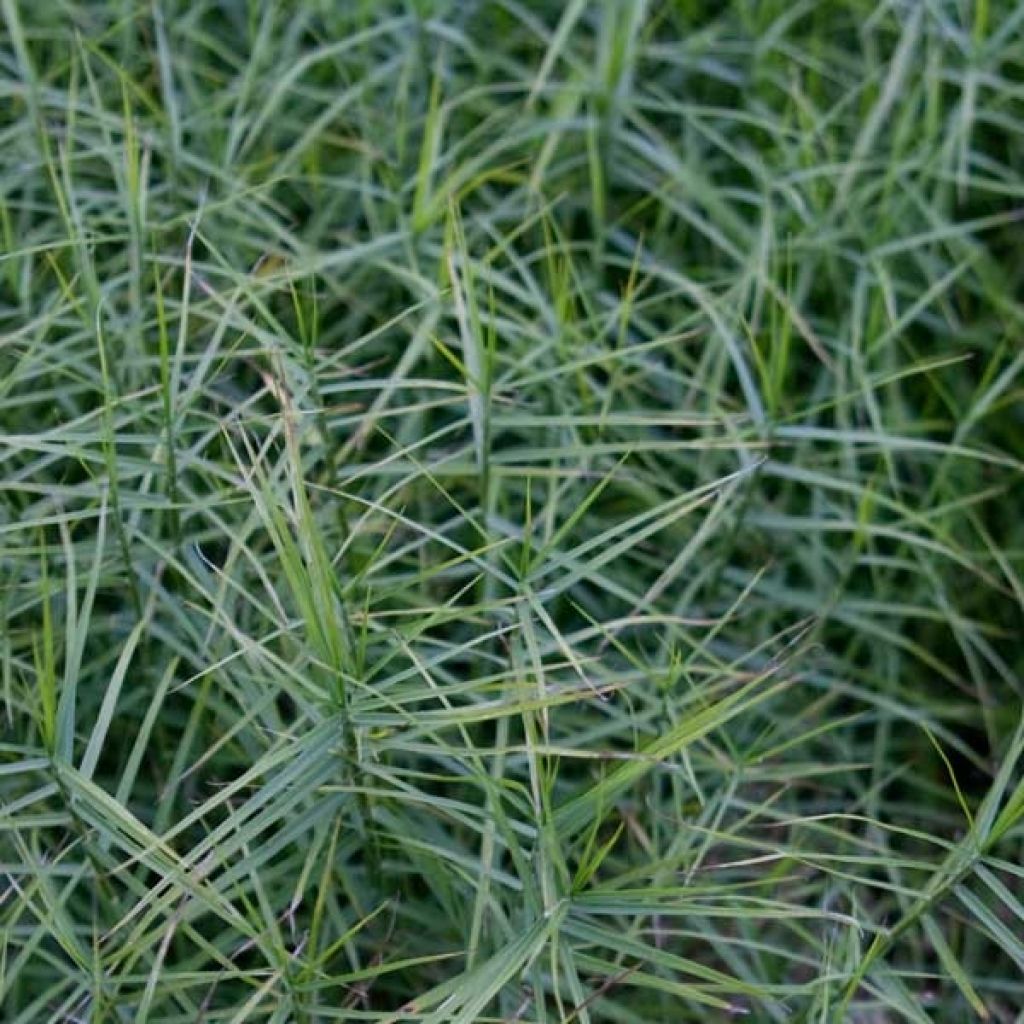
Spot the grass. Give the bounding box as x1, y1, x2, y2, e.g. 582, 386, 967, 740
1, 1, 1023, 1020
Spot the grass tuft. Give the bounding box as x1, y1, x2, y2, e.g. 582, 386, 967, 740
2, 2, 1023, 1020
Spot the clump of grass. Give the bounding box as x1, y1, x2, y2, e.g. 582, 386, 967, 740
1, 2, 1022, 1021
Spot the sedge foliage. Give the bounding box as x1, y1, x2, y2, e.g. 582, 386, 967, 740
1, 2, 1023, 1021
